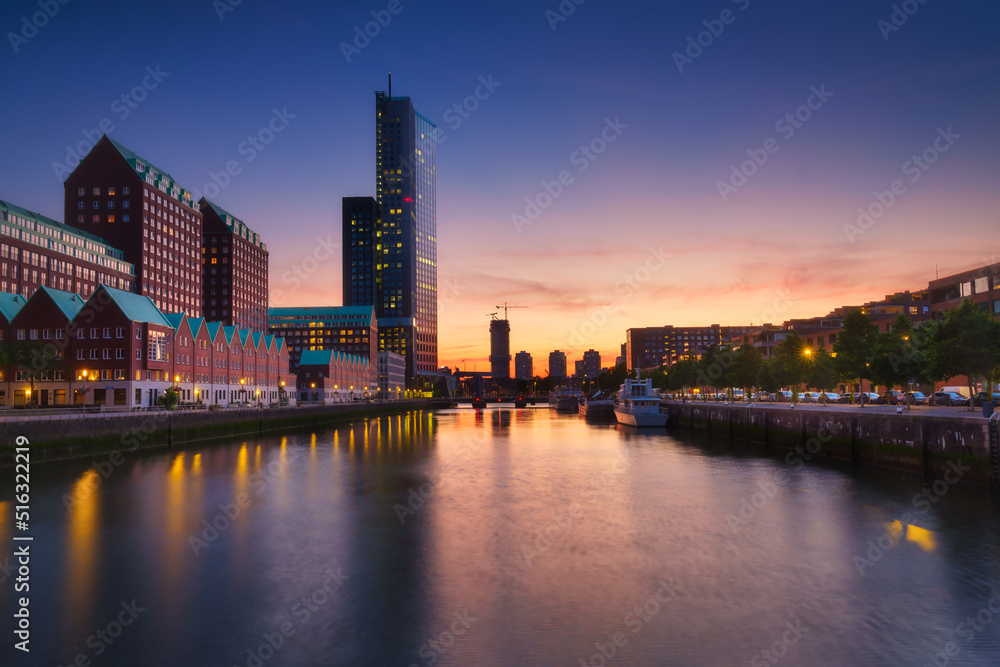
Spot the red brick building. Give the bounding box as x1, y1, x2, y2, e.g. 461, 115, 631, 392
63, 136, 203, 316
1, 284, 293, 408
1, 199, 135, 299
199, 198, 269, 331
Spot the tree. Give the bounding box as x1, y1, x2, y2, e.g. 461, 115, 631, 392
696, 344, 735, 392
804, 346, 837, 401
927, 299, 1000, 410
869, 315, 923, 407
756, 359, 781, 395
598, 365, 626, 392
728, 343, 763, 400
771, 334, 808, 390
833, 310, 879, 406
665, 356, 699, 394
2, 339, 66, 407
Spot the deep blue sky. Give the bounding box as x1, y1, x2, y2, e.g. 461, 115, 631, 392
2, 0, 999, 368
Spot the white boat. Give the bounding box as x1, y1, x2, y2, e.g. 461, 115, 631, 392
615, 377, 668, 427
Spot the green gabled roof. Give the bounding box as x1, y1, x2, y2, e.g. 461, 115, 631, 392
106, 137, 196, 207
251, 331, 263, 348
38, 286, 86, 320
200, 198, 266, 250
163, 312, 187, 331
186, 317, 205, 338
222, 325, 238, 345
205, 321, 224, 342
299, 349, 333, 366
99, 284, 172, 327
238, 329, 250, 347
0, 291, 27, 322
263, 334, 274, 350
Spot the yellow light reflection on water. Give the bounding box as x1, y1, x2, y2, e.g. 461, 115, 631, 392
906, 524, 937, 551
64, 469, 100, 637
884, 520, 904, 544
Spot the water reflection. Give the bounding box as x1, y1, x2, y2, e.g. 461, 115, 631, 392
3, 407, 999, 666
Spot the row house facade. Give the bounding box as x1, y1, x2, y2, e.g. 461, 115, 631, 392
0, 284, 294, 408
297, 349, 372, 404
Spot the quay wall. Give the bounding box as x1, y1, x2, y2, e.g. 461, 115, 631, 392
663, 402, 995, 487
0, 400, 430, 466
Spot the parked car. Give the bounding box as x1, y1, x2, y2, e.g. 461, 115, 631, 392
933, 391, 970, 407
905, 391, 929, 405
877, 390, 905, 405
800, 392, 821, 403
972, 391, 1000, 407
835, 393, 853, 404
775, 390, 793, 402
849, 392, 879, 404
820, 392, 841, 403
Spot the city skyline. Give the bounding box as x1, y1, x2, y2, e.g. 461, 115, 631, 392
2, 0, 999, 375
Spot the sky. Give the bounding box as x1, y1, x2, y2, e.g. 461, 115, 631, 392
2, 0, 999, 375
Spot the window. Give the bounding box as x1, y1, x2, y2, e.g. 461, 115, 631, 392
93, 187, 100, 196
116, 327, 124, 338
136, 329, 142, 340
116, 348, 124, 359
29, 329, 38, 340
148, 331, 167, 362
90, 349, 97, 359
136, 350, 142, 360
103, 327, 111, 338
78, 187, 85, 195
77, 349, 84, 360
975, 276, 989, 294
16, 329, 25, 340
90, 328, 97, 338
103, 349, 110, 359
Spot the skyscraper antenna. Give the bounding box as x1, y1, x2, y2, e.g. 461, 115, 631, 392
388, 72, 391, 99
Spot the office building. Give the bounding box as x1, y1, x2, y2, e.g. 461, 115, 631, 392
373, 82, 437, 385
378, 350, 406, 398
200, 199, 268, 331
1, 199, 135, 299
626, 325, 757, 371
514, 351, 533, 380
268, 305, 377, 385
63, 135, 203, 315
342, 196, 381, 308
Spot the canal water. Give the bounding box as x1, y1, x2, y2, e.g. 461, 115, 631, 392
2, 407, 1000, 666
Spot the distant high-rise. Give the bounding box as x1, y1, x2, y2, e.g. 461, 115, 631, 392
514, 351, 533, 380
549, 350, 567, 379
490, 319, 511, 378
582, 349, 601, 379
342, 196, 380, 308
372, 81, 437, 386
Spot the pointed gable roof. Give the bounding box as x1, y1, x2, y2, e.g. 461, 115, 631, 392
36, 286, 86, 320
98, 284, 172, 327
0, 291, 28, 323
205, 321, 224, 343
299, 349, 334, 366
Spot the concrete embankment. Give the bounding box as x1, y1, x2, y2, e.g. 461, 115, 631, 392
0, 400, 430, 466
662, 401, 997, 487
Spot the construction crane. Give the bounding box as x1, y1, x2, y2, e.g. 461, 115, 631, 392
495, 302, 528, 319
486, 312, 498, 320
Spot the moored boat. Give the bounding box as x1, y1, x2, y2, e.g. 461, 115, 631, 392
579, 391, 615, 420
550, 387, 584, 412
614, 377, 668, 427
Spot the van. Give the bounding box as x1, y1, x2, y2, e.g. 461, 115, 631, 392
939, 386, 969, 397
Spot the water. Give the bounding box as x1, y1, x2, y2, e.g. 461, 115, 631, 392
2, 406, 1000, 666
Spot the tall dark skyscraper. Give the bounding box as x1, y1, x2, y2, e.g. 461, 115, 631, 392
342, 196, 380, 308
372, 82, 437, 385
